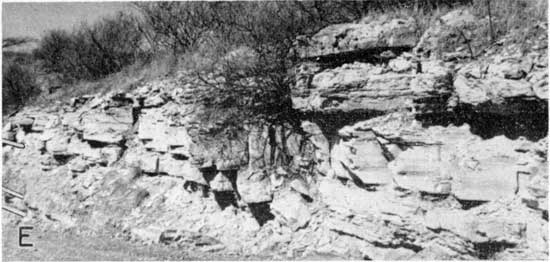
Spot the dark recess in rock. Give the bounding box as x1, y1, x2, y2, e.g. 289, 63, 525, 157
213, 191, 238, 210
53, 154, 74, 165
416, 101, 548, 141
473, 241, 517, 259
301, 110, 385, 147
419, 191, 450, 201
456, 199, 489, 210
248, 201, 275, 226
300, 46, 412, 68
88, 140, 112, 148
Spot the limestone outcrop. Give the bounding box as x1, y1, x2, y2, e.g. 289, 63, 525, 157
2, 9, 548, 260
295, 16, 418, 60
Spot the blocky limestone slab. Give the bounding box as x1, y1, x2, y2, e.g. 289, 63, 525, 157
292, 60, 453, 113
296, 17, 417, 59
81, 107, 133, 144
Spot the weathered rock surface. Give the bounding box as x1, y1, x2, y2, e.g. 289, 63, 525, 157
3, 8, 548, 260
414, 9, 477, 58
292, 59, 453, 113
81, 107, 133, 144
237, 169, 272, 203
296, 17, 417, 60
271, 190, 311, 231
454, 54, 548, 108
331, 129, 391, 185
336, 112, 535, 201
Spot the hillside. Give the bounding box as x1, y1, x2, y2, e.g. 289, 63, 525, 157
2, 3, 549, 260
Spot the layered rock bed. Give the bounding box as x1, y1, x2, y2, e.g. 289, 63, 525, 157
3, 10, 548, 259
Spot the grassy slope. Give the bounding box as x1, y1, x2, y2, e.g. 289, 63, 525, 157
4, 0, 548, 115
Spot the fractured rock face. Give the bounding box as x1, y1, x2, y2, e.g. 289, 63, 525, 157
81, 107, 133, 144
451, 136, 524, 201
292, 59, 453, 113
271, 190, 311, 231
414, 9, 477, 58
515, 137, 548, 211
389, 145, 450, 194
454, 65, 536, 106
296, 17, 417, 60
331, 130, 391, 185
31, 113, 61, 132
179, 161, 208, 185
301, 121, 331, 176
45, 133, 71, 155
335, 112, 532, 201
210, 172, 235, 192
236, 169, 272, 203
139, 107, 194, 154
452, 46, 548, 111
424, 200, 544, 249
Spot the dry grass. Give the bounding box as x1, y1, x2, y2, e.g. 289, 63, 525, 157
28, 54, 176, 109
12, 0, 549, 112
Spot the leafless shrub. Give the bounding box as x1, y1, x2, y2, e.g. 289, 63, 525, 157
2, 63, 38, 112
34, 12, 146, 80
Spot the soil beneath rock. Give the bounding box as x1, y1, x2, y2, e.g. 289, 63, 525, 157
3, 224, 189, 261
1, 222, 258, 261
2, 221, 344, 261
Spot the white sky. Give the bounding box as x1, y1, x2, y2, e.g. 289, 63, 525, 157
2, 2, 134, 39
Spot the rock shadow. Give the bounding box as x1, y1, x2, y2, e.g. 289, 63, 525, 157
248, 201, 275, 226
416, 100, 548, 141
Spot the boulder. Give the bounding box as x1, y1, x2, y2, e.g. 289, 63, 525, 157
216, 158, 241, 171
388, 145, 449, 194
61, 112, 82, 130
332, 129, 392, 185
528, 70, 548, 100
174, 161, 208, 185
292, 60, 453, 113
389, 56, 413, 72
100, 146, 122, 165
11, 116, 34, 129
414, 9, 477, 57
318, 178, 415, 217
236, 169, 272, 203
209, 172, 234, 192
296, 17, 417, 59
271, 190, 311, 231
453, 54, 548, 110
139, 108, 194, 152
143, 94, 165, 108
81, 107, 132, 144
31, 114, 60, 132
452, 136, 523, 201
164, 126, 193, 149
45, 134, 71, 155
69, 157, 89, 173
289, 178, 310, 198
138, 108, 164, 141
40, 155, 58, 171
131, 225, 164, 244
454, 74, 535, 106
124, 150, 159, 174
67, 138, 102, 161
344, 112, 526, 201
